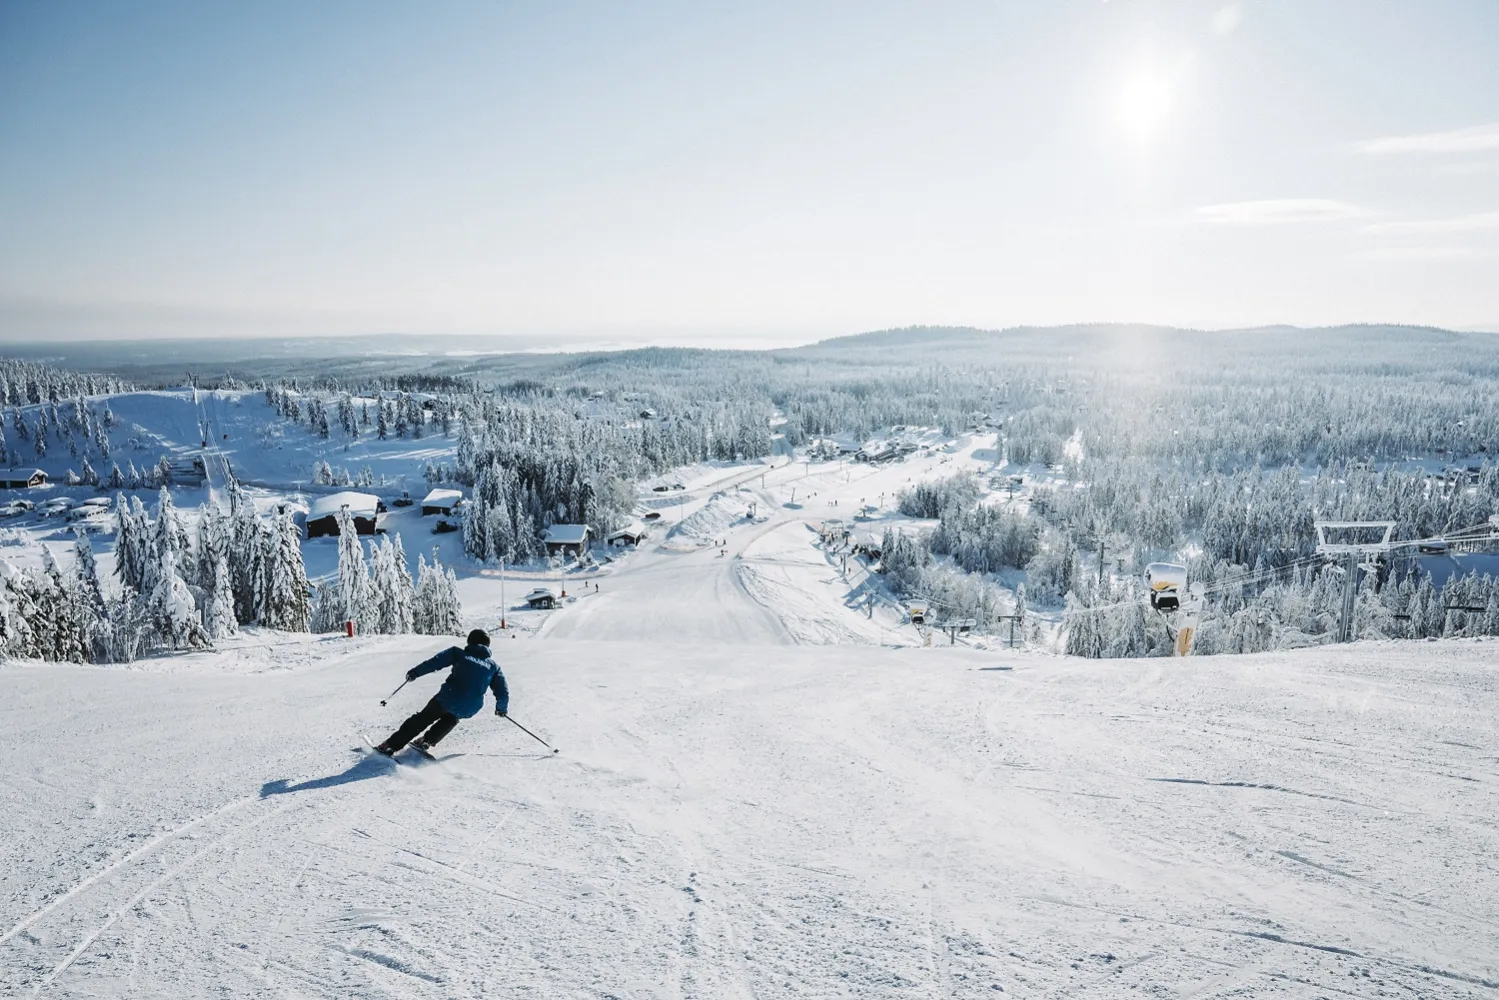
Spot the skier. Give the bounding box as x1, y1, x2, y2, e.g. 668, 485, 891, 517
376, 629, 508, 756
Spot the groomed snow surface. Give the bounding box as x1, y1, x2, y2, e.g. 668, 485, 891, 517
3, 397, 1498, 996
3, 635, 1498, 998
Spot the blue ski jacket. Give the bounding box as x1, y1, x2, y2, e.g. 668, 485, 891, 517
407, 642, 508, 719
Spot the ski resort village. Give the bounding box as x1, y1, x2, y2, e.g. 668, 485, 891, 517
0, 330, 1496, 999
5, 3, 1499, 997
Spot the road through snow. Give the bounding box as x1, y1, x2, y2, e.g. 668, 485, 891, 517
3, 636, 1498, 997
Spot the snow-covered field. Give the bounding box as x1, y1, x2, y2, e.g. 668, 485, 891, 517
3, 636, 1497, 997
5, 388, 1499, 996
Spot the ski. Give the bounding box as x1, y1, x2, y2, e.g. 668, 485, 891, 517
362, 735, 405, 763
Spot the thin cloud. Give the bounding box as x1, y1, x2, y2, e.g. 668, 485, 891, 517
1196, 199, 1368, 225
1364, 210, 1499, 235
1358, 123, 1499, 155
1360, 246, 1475, 262
1211, 3, 1242, 35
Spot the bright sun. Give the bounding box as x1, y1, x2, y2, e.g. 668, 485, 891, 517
1113, 68, 1175, 141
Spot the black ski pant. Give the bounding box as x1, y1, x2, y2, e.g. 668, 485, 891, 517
382, 697, 460, 751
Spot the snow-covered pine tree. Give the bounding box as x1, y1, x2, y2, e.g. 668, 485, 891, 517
366, 535, 393, 633
228, 483, 265, 624
113, 493, 149, 594
462, 487, 492, 562
335, 505, 373, 633
0, 562, 41, 659
147, 547, 210, 651
203, 551, 238, 640
74, 528, 106, 614
42, 549, 89, 663
195, 503, 229, 593
150, 487, 191, 576
411, 550, 462, 635
390, 532, 414, 633
260, 510, 310, 632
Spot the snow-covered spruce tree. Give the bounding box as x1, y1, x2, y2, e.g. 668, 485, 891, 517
41, 549, 88, 663
195, 502, 230, 593
324, 506, 373, 633
462, 484, 492, 562
412, 552, 463, 635
147, 487, 191, 589
0, 562, 41, 660
366, 534, 414, 635
391, 533, 414, 631
203, 551, 238, 641
147, 547, 210, 651
228, 483, 265, 624
74, 528, 106, 614
366, 535, 393, 632
260, 510, 310, 632
113, 493, 150, 594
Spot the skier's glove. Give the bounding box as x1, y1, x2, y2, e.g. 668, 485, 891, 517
495, 708, 507, 717
405, 669, 417, 682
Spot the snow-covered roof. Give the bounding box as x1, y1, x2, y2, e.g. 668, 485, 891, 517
421, 488, 464, 507
0, 468, 45, 479
543, 524, 590, 545
608, 525, 647, 540
307, 491, 381, 520
525, 587, 557, 600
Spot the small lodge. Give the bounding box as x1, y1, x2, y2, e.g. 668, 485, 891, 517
607, 526, 648, 548
421, 488, 464, 516
0, 469, 47, 489
542, 523, 590, 557
306, 491, 387, 538
524, 587, 558, 610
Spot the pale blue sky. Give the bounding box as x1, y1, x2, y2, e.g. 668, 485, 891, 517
2, 0, 1496, 342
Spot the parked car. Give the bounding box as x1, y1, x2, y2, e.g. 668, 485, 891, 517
392, 491, 415, 507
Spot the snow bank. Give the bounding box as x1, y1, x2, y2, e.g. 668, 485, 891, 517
736, 521, 915, 645
660, 492, 762, 551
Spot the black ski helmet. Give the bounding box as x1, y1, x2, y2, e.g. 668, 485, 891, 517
468, 628, 491, 647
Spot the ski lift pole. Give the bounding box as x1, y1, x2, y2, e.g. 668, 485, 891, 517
379, 679, 409, 707
506, 715, 560, 754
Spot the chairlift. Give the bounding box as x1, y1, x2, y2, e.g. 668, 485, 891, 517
1144, 562, 1187, 611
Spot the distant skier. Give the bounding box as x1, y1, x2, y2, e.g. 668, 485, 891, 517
376, 629, 508, 756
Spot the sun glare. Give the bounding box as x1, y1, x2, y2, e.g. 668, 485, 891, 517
1113, 67, 1175, 142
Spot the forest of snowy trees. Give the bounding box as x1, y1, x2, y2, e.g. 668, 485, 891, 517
0, 480, 463, 665
258, 376, 775, 564
7, 322, 1499, 661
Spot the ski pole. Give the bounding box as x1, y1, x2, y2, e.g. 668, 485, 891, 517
506, 715, 560, 754
380, 679, 409, 707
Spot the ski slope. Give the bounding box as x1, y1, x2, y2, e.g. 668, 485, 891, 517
3, 636, 1498, 997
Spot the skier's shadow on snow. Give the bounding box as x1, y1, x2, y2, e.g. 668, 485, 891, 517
260, 754, 392, 798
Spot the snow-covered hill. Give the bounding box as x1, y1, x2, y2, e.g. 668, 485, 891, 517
3, 637, 1496, 997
